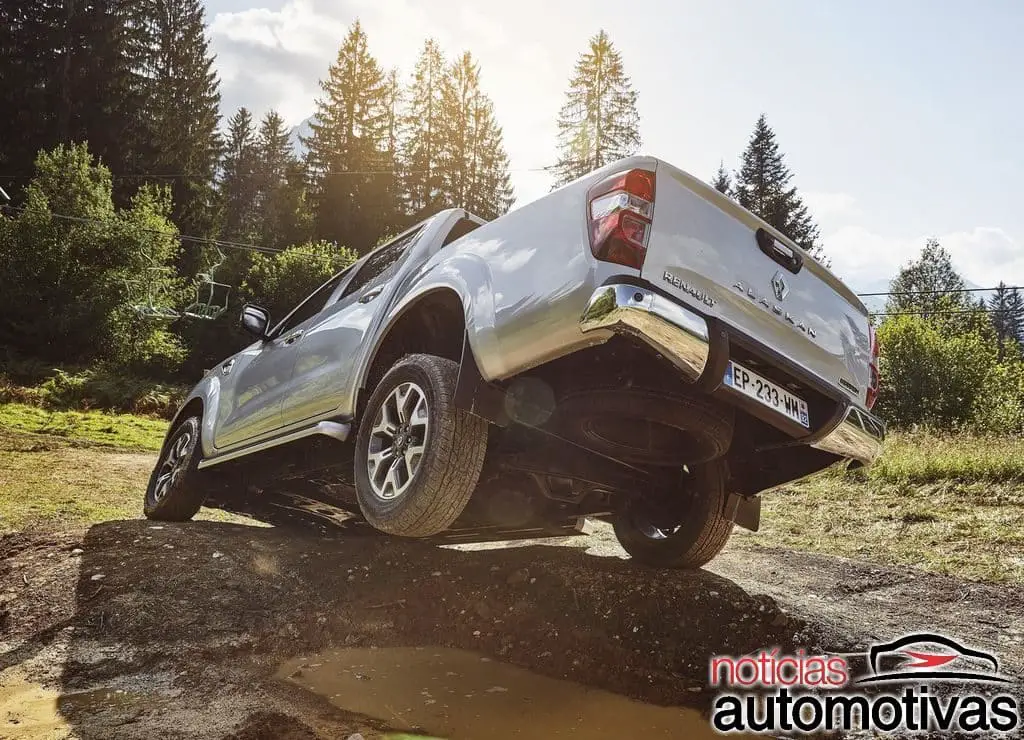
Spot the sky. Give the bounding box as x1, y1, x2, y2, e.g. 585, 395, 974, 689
206, 0, 1024, 294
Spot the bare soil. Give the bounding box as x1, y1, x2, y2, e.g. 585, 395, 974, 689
2, 485, 1023, 738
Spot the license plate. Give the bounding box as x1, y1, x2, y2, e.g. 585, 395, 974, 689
723, 360, 810, 428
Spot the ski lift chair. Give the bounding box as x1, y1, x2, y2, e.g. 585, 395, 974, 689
183, 277, 231, 320
183, 246, 231, 320
124, 267, 181, 321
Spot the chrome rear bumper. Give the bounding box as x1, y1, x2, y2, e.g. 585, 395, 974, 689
580, 283, 711, 382
578, 283, 885, 465
811, 405, 885, 464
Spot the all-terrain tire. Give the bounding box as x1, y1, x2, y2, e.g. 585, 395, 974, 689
354, 354, 489, 538
144, 415, 207, 521
552, 386, 734, 466
612, 458, 734, 569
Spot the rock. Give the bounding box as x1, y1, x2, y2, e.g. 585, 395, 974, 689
770, 612, 789, 628
506, 569, 529, 585
90, 574, 105, 581
70, 548, 84, 557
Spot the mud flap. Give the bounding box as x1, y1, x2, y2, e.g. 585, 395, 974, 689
723, 492, 761, 532
454, 332, 510, 426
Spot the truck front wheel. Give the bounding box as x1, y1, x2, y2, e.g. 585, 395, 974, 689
612, 459, 734, 569
144, 415, 207, 521
354, 353, 489, 537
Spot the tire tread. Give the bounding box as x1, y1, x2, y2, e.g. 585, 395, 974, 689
355, 354, 488, 537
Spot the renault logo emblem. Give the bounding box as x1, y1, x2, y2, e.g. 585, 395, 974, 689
771, 271, 789, 301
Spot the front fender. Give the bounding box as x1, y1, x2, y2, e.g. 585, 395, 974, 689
166, 373, 221, 459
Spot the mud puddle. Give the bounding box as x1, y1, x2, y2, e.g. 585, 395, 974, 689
0, 668, 157, 739
280, 647, 746, 739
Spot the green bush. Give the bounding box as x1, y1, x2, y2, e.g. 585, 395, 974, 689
240, 240, 358, 320
0, 144, 186, 372
972, 360, 1024, 434
875, 315, 998, 429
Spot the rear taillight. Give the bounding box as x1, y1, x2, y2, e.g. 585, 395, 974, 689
866, 324, 880, 410
586, 168, 656, 270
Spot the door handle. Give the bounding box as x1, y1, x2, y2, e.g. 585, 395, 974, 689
283, 330, 304, 345
221, 359, 235, 375
359, 288, 383, 304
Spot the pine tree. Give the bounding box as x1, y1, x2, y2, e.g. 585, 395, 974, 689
1007, 289, 1024, 345
711, 161, 732, 195
440, 52, 514, 220
550, 30, 640, 188
0, 0, 143, 201
400, 39, 449, 219
886, 239, 967, 315
989, 282, 1024, 359
883, 238, 993, 338
219, 108, 259, 244
134, 0, 222, 275
255, 110, 313, 250
375, 68, 404, 232
304, 21, 393, 251
734, 115, 825, 263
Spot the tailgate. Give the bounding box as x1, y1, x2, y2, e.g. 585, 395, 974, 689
642, 162, 872, 404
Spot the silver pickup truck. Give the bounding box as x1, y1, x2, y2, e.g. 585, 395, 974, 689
146, 155, 885, 569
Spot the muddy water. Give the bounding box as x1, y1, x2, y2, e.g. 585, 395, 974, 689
280, 647, 738, 739
0, 672, 70, 739
0, 670, 145, 739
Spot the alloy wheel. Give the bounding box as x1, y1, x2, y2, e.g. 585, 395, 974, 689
366, 381, 430, 501
154, 430, 196, 502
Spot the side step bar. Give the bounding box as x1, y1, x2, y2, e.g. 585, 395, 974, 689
198, 420, 351, 470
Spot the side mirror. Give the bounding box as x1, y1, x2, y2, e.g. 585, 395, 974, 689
240, 304, 270, 339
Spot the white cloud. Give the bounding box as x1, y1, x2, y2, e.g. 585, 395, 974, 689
824, 223, 1024, 292
802, 191, 862, 226
796, 191, 1024, 291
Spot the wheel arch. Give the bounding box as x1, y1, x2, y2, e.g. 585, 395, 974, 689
165, 397, 204, 449
358, 287, 469, 413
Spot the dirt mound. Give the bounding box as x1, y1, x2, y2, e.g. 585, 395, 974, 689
1, 519, 818, 738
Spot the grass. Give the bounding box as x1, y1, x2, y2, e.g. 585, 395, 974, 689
0, 429, 251, 533
0, 431, 158, 530
860, 431, 1024, 484
733, 432, 1024, 583
0, 402, 168, 451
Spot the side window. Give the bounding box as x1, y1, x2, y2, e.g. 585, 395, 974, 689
273, 268, 349, 337
341, 227, 423, 300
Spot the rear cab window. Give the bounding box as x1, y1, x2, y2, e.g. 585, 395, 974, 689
340, 227, 424, 300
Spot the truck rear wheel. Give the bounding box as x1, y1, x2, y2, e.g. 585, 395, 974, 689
612, 459, 734, 569
354, 354, 489, 537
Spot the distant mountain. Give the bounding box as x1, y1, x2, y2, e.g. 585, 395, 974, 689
289, 116, 314, 155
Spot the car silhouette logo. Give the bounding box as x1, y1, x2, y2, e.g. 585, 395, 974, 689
771, 271, 789, 301
855, 633, 1012, 685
